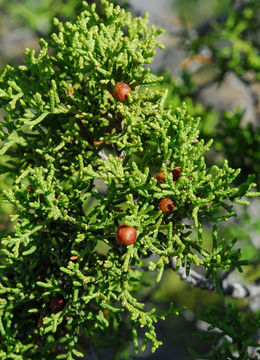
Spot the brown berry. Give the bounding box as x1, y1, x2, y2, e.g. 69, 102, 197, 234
113, 82, 131, 102
116, 225, 137, 246
50, 294, 66, 312
39, 194, 44, 202
159, 198, 175, 214
103, 309, 109, 317
172, 167, 181, 183
27, 185, 34, 194
156, 171, 166, 183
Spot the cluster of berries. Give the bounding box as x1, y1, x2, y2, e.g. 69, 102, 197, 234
116, 167, 180, 245
113, 82, 181, 246
42, 82, 180, 312
27, 185, 59, 201
91, 82, 181, 247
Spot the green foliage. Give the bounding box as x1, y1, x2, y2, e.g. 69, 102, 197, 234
152, 72, 218, 137
0, 0, 84, 36
0, 0, 128, 38
174, 0, 229, 26
188, 0, 260, 80
170, 0, 260, 187
190, 304, 260, 359
0, 0, 259, 358
214, 109, 260, 186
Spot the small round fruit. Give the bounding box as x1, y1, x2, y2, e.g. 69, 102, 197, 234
116, 225, 137, 246
113, 82, 131, 101
27, 185, 34, 194
172, 167, 181, 183
50, 294, 66, 312
103, 309, 109, 317
159, 198, 175, 214
156, 171, 166, 183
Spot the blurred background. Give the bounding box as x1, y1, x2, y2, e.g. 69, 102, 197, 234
1, 0, 260, 359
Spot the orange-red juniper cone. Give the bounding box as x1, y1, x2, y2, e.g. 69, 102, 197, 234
159, 198, 175, 214
113, 82, 131, 101
156, 171, 166, 183
27, 185, 34, 194
116, 225, 137, 245
172, 167, 181, 183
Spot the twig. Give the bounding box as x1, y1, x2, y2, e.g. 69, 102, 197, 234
169, 257, 260, 299
219, 266, 235, 284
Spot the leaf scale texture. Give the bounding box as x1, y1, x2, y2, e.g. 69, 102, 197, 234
0, 1, 258, 358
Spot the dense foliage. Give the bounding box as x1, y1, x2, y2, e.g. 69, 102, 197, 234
0, 0, 259, 359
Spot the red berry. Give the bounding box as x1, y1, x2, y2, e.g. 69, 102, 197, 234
50, 294, 66, 312
156, 171, 166, 183
27, 185, 34, 194
103, 309, 109, 317
55, 190, 60, 199
172, 167, 181, 183
116, 225, 137, 246
113, 82, 131, 101
159, 198, 175, 214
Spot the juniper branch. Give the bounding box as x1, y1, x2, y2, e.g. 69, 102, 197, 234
0, 1, 259, 358
169, 257, 260, 299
